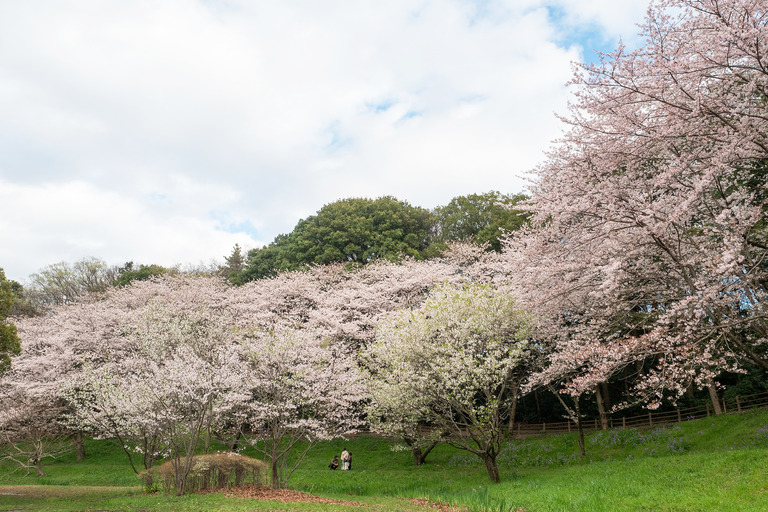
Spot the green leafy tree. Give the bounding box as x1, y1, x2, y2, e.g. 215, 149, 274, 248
219, 244, 246, 284
0, 268, 22, 375
7, 280, 42, 317
27, 257, 118, 307
241, 197, 434, 281
113, 262, 170, 287
432, 191, 529, 252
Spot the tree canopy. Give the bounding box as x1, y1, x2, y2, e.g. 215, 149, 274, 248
0, 268, 21, 375
364, 282, 532, 483
431, 191, 529, 252
113, 262, 171, 287
25, 257, 117, 308
510, 0, 768, 407
240, 196, 434, 281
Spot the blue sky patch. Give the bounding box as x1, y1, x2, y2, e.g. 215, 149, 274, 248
210, 211, 260, 239
543, 5, 618, 66
368, 99, 397, 113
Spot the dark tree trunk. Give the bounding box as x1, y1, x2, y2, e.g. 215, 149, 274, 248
404, 436, 438, 465
229, 430, 242, 452
575, 400, 586, 458
480, 453, 500, 483
72, 432, 86, 461
708, 381, 723, 416
412, 443, 435, 466
507, 381, 520, 435
601, 382, 611, 409
34, 457, 45, 477
271, 460, 280, 489
141, 436, 158, 470
411, 446, 427, 466
595, 385, 609, 430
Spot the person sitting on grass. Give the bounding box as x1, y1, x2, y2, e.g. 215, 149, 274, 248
340, 448, 350, 470
329, 455, 339, 470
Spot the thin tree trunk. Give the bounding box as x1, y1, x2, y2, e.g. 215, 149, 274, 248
230, 430, 242, 452
271, 460, 280, 489
271, 441, 281, 489
546, 384, 587, 458
117, 432, 140, 475
575, 399, 586, 458
175, 459, 186, 496
507, 381, 520, 435
708, 380, 722, 416
595, 385, 609, 430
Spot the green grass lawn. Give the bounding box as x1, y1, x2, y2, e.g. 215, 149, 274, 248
2, 409, 768, 511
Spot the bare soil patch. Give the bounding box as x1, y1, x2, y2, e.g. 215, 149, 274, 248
225, 484, 366, 506
225, 486, 525, 511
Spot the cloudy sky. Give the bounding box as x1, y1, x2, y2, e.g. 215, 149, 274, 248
0, 0, 651, 282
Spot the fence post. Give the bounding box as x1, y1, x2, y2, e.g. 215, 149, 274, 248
622, 417, 626, 429
706, 403, 711, 417
517, 423, 521, 435
594, 418, 598, 429
677, 409, 682, 423
722, 399, 727, 414
568, 421, 571, 432
542, 422, 546, 432
736, 396, 741, 413
648, 412, 653, 426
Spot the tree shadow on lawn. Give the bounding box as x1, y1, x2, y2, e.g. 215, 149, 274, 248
0, 485, 477, 511
0, 484, 141, 511
0, 484, 140, 499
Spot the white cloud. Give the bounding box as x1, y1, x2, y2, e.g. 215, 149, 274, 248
0, 0, 651, 281
0, 179, 256, 278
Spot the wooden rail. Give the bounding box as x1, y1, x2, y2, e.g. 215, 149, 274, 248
512, 390, 768, 437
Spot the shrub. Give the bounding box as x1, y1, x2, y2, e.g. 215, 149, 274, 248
140, 452, 268, 494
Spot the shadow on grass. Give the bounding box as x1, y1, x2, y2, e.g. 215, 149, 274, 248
0, 485, 140, 498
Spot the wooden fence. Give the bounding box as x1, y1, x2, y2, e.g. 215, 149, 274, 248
512, 389, 768, 437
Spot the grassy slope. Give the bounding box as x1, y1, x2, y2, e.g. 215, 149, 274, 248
2, 409, 768, 511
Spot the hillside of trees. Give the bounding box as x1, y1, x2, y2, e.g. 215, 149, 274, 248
1, 0, 766, 492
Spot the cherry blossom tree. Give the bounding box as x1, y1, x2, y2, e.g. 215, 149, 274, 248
0, 365, 71, 476
364, 370, 445, 466
235, 326, 365, 489
227, 243, 495, 346
64, 284, 244, 495
7, 249, 505, 487
0, 302, 99, 474
364, 282, 533, 483
6, 276, 238, 490
11, 273, 373, 491
508, 0, 768, 409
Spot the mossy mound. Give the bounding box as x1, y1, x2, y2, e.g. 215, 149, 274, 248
140, 452, 268, 494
